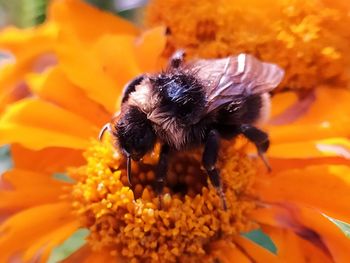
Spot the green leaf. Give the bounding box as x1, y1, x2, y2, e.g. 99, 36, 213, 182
324, 214, 350, 238
52, 173, 76, 184
0, 145, 13, 174
47, 228, 90, 263
0, 0, 48, 27
21, 0, 47, 26
242, 228, 277, 254
85, 0, 116, 12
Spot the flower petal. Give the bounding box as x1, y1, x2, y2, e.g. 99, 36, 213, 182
0, 75, 30, 113
254, 165, 350, 222
135, 26, 167, 72
23, 219, 80, 263
268, 88, 350, 143
0, 23, 57, 61
262, 226, 333, 263
210, 240, 251, 263
251, 205, 350, 262
268, 137, 350, 159
0, 98, 98, 150
269, 91, 301, 121
0, 169, 64, 212
0, 202, 76, 262
27, 67, 111, 126
61, 245, 91, 263
296, 207, 350, 263
56, 34, 141, 113
63, 245, 123, 263
80, 249, 123, 263
233, 236, 279, 263
0, 23, 58, 110
11, 144, 84, 174
49, 0, 138, 42
269, 156, 350, 173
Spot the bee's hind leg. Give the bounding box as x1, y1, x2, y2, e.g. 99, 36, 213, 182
155, 144, 170, 208
202, 130, 227, 210
240, 124, 271, 172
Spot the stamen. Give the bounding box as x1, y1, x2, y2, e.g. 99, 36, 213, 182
70, 138, 257, 262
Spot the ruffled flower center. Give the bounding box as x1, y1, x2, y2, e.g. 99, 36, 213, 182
146, 0, 350, 93
70, 136, 257, 262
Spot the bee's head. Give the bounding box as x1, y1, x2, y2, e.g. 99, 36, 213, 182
114, 106, 156, 162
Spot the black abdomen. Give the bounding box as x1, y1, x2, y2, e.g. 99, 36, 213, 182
216, 94, 262, 125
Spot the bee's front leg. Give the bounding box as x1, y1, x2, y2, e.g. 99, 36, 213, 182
202, 130, 227, 210
240, 124, 271, 171
155, 144, 170, 207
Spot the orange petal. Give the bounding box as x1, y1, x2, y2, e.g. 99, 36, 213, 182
209, 240, 251, 263
268, 88, 350, 143
233, 236, 279, 263
135, 26, 167, 72
0, 98, 97, 150
0, 23, 57, 58
270, 91, 299, 119
268, 141, 325, 158
269, 156, 350, 173
63, 246, 123, 263
27, 67, 111, 126
0, 73, 30, 113
0, 169, 64, 212
81, 249, 123, 263
295, 206, 350, 263
11, 144, 84, 174
0, 23, 58, 109
49, 0, 138, 43
296, 88, 350, 124
56, 34, 141, 113
269, 91, 316, 126
268, 137, 350, 159
262, 226, 333, 263
24, 219, 80, 262
254, 164, 350, 223
0, 202, 76, 262
251, 205, 350, 262
61, 245, 91, 263
269, 122, 350, 144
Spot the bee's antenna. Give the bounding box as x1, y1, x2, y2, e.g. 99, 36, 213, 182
126, 153, 132, 186
98, 123, 111, 141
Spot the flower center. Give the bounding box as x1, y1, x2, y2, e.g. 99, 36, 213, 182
70, 136, 257, 262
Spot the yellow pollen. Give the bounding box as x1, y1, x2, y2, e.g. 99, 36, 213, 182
146, 0, 350, 92
69, 136, 257, 262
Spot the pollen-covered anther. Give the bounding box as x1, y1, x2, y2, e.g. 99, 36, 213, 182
70, 138, 257, 262
146, 0, 350, 92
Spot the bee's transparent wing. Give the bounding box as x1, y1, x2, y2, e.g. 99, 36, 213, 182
184, 54, 284, 113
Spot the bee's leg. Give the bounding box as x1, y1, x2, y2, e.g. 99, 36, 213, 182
121, 75, 145, 104
155, 144, 170, 208
202, 130, 227, 210
240, 124, 271, 171
170, 50, 186, 68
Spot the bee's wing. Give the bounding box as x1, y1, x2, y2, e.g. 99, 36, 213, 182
184, 54, 284, 113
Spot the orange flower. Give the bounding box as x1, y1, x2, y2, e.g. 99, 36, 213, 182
1, 0, 350, 262
146, 0, 350, 93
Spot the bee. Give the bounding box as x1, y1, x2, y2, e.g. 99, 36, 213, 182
100, 50, 284, 209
